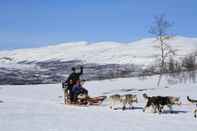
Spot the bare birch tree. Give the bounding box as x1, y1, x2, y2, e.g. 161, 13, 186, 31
149, 14, 176, 86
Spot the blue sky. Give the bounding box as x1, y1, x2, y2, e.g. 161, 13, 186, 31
0, 0, 196, 50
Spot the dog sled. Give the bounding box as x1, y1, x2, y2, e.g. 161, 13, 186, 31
65, 95, 106, 106
62, 82, 106, 106
76, 95, 106, 106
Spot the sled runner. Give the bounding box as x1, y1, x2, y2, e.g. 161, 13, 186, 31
85, 96, 107, 105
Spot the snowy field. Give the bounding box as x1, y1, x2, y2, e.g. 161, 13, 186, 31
0, 76, 197, 131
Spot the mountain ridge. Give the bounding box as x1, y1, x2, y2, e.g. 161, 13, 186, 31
0, 36, 197, 65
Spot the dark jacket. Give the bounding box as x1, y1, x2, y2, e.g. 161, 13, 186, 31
66, 67, 83, 84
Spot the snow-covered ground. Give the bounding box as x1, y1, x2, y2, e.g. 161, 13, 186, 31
0, 76, 197, 131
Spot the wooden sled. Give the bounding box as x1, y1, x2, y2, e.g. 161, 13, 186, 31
62, 82, 106, 106
65, 95, 106, 106
86, 96, 107, 105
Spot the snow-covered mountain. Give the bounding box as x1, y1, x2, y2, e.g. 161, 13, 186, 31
0, 36, 197, 65
0, 36, 196, 84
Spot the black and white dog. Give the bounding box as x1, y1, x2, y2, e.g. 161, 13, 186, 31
143, 93, 181, 113
187, 96, 197, 118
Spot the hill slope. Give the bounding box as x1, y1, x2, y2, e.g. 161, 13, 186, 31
0, 36, 196, 84
0, 36, 197, 65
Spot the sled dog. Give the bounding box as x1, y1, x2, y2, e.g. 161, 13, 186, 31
63, 88, 69, 104
143, 93, 181, 113
109, 94, 138, 110
62, 82, 70, 104
187, 96, 197, 118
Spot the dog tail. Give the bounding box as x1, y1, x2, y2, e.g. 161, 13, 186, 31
142, 93, 149, 99
187, 96, 197, 103
187, 96, 192, 102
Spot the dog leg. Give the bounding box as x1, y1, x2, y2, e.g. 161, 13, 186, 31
64, 90, 68, 104
110, 101, 113, 109
143, 107, 146, 112
122, 106, 126, 110
143, 105, 148, 112
194, 109, 197, 118
195, 105, 197, 118
153, 105, 157, 113
129, 102, 134, 109
122, 100, 126, 111
110, 100, 116, 110
160, 105, 164, 113
158, 105, 162, 113
168, 105, 173, 113
143, 103, 151, 112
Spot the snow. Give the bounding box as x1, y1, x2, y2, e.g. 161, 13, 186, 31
0, 36, 196, 66
0, 76, 197, 131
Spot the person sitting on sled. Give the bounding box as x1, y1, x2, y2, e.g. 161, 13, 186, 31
63, 66, 83, 102
71, 79, 88, 103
